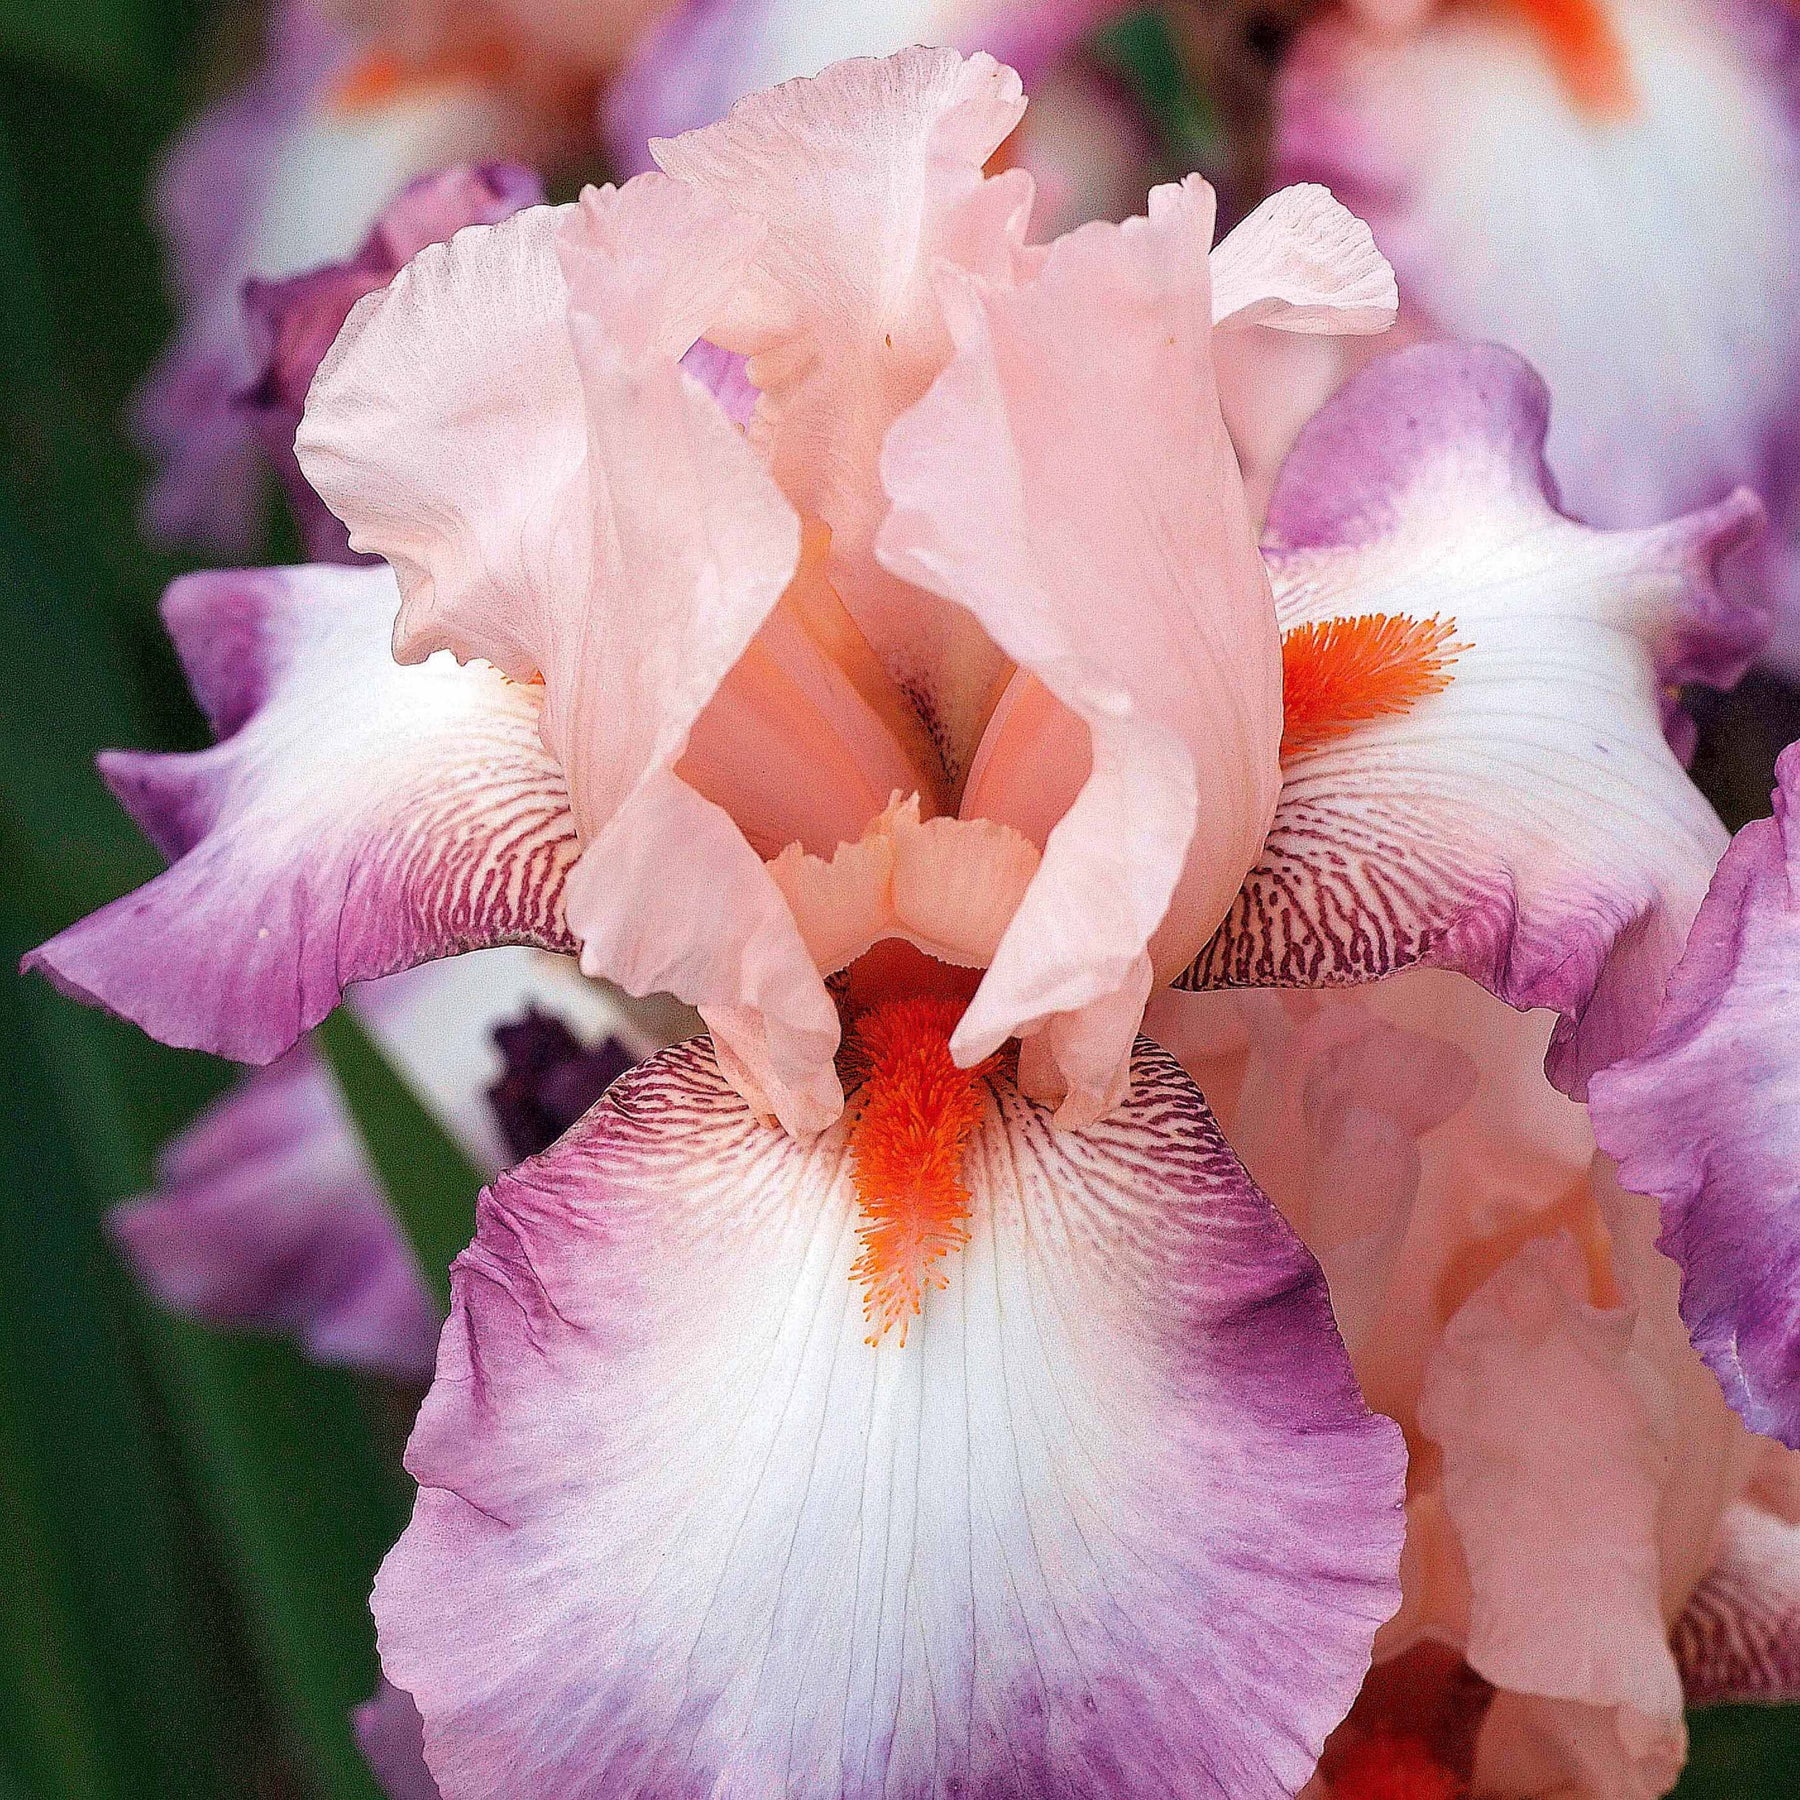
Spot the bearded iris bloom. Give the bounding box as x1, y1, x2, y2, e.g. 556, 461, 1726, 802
31, 46, 1779, 1800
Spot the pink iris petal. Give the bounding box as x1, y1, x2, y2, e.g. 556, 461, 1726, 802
653, 48, 1037, 786
375, 1037, 1403, 1800
242, 162, 545, 564
355, 1678, 441, 1800
880, 174, 1285, 1123
1589, 741, 1800, 1447
1183, 341, 1767, 1098
25, 565, 580, 1064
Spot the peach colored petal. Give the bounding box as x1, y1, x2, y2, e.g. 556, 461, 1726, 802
1208, 182, 1397, 335
653, 48, 1035, 785
296, 200, 585, 677
767, 793, 1040, 974
567, 770, 842, 1137
1419, 1234, 1688, 1792
879, 174, 1282, 1122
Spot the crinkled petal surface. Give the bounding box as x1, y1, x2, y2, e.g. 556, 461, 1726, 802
1207, 183, 1396, 335
1182, 342, 1764, 1095
1590, 741, 1800, 1445
653, 48, 1035, 782
1418, 1234, 1688, 1799
377, 1037, 1404, 1800
880, 175, 1281, 1123
25, 564, 579, 1063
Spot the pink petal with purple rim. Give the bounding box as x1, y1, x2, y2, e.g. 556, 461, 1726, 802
376, 1037, 1403, 1800
1181, 342, 1767, 1098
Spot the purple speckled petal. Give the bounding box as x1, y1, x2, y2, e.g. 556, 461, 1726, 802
110, 1037, 440, 1377
374, 1036, 1403, 1800
1672, 1503, 1800, 1706
1182, 342, 1768, 1098
24, 564, 580, 1065
355, 1680, 443, 1800
1589, 742, 1800, 1446
1273, 0, 1800, 672
241, 163, 546, 563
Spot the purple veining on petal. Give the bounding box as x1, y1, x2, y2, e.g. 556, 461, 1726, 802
23, 565, 581, 1066
241, 163, 546, 562
108, 1046, 439, 1378
374, 1037, 1403, 1800
132, 0, 353, 553
487, 1008, 636, 1161
1590, 740, 1800, 1447
355, 1679, 443, 1800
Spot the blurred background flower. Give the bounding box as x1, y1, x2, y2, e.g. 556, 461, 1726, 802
2, 2, 1795, 1796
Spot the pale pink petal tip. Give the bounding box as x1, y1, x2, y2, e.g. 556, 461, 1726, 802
376, 1038, 1403, 1800
23, 565, 579, 1064
1190, 341, 1762, 1097
1209, 182, 1397, 335
1591, 741, 1800, 1446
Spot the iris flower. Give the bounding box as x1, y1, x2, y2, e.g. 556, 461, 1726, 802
1269, 0, 1800, 670
34, 48, 1773, 1799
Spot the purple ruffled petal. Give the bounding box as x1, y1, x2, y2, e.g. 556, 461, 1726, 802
1273, 0, 1800, 674
24, 565, 580, 1065
1183, 341, 1768, 1097
375, 1036, 1403, 1799
1590, 741, 1800, 1446
110, 1040, 440, 1377
132, 0, 353, 553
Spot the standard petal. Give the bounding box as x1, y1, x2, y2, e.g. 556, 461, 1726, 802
653, 48, 1036, 783
376, 1036, 1403, 1800
1207, 183, 1396, 335
1183, 341, 1766, 1096
1672, 1503, 1800, 1706
880, 175, 1282, 1122
25, 565, 579, 1063
243, 161, 545, 564
295, 200, 586, 676
1588, 741, 1800, 1446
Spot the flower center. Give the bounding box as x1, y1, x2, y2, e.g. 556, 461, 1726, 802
1330, 1727, 1463, 1800
1279, 613, 1464, 760
328, 39, 516, 117
844, 995, 998, 1346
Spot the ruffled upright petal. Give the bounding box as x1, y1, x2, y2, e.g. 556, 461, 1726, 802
376, 1036, 1403, 1800
25, 565, 580, 1063
296, 201, 586, 677
1208, 183, 1396, 335
881, 176, 1282, 1122
654, 48, 1035, 782
1589, 742, 1800, 1446
1183, 342, 1767, 1095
